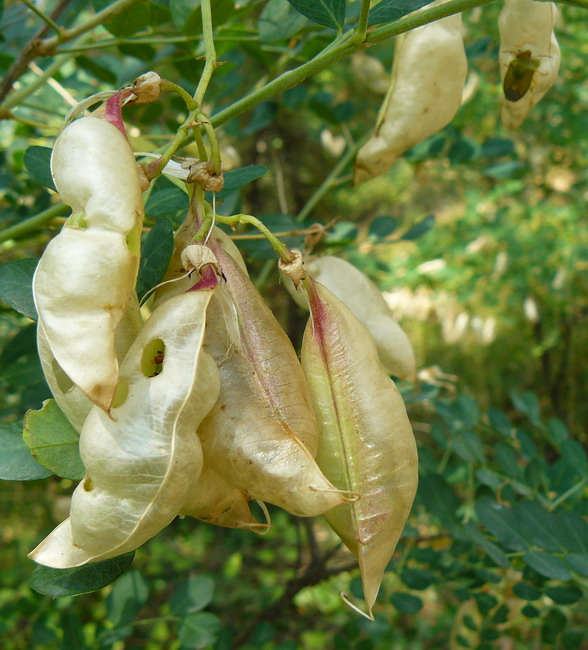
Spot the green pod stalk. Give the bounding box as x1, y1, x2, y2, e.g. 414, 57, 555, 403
301, 278, 418, 618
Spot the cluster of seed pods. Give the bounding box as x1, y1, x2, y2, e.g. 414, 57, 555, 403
29, 94, 418, 617
355, 0, 560, 183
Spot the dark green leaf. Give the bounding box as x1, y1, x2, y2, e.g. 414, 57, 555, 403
145, 186, 189, 223
448, 138, 478, 164
418, 474, 460, 528
238, 214, 303, 260
541, 608, 566, 645
546, 418, 568, 448
93, 0, 152, 37
523, 551, 571, 581
23, 399, 84, 480
286, 0, 345, 29
480, 138, 514, 158
178, 612, 221, 649
60, 611, 87, 650
241, 102, 277, 136
545, 585, 583, 605
474, 593, 498, 615
136, 219, 174, 300
30, 553, 134, 597
390, 592, 423, 614
259, 0, 307, 42
369, 216, 397, 240
24, 146, 56, 191
0, 422, 52, 481
75, 56, 117, 84
483, 161, 526, 179
464, 523, 509, 568
106, 570, 150, 627
510, 390, 542, 428
475, 469, 502, 491
522, 604, 540, 617
368, 0, 435, 25
219, 165, 269, 193
400, 568, 436, 590
513, 502, 567, 553
401, 215, 435, 240
0, 258, 38, 319
487, 408, 513, 437
0, 322, 36, 365
169, 575, 214, 616
565, 554, 588, 577
453, 428, 484, 464
495, 442, 522, 479
475, 498, 527, 551
513, 581, 542, 601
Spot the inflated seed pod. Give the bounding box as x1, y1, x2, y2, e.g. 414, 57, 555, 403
36, 295, 143, 433
498, 0, 560, 130
284, 256, 416, 380
197, 249, 345, 517
29, 290, 220, 568
355, 5, 467, 184
33, 116, 144, 411
301, 278, 418, 618
181, 465, 265, 531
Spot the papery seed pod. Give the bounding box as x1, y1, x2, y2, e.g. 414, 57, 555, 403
33, 116, 144, 411
498, 0, 560, 130
36, 295, 143, 433
351, 52, 390, 95
29, 290, 220, 568
301, 279, 418, 618
181, 465, 265, 531
284, 256, 416, 380
197, 250, 345, 517
355, 4, 467, 184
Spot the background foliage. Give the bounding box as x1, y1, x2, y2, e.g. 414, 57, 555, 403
0, 0, 587, 648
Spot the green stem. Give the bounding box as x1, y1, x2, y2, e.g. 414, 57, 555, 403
296, 135, 368, 222
21, 0, 63, 35
354, 0, 371, 43
160, 80, 196, 111
193, 0, 216, 109
547, 479, 586, 511
199, 114, 222, 175
0, 203, 69, 244
41, 0, 143, 52
216, 214, 294, 263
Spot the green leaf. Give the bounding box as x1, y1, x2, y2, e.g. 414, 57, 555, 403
0, 322, 36, 365
60, 611, 87, 650
483, 161, 526, 179
522, 604, 540, 618
238, 214, 304, 260
401, 215, 435, 240
400, 568, 436, 590
220, 165, 269, 193
390, 592, 423, 614
93, 0, 152, 37
513, 581, 542, 601
368, 0, 435, 25
369, 216, 398, 240
545, 585, 583, 605
510, 390, 542, 428
136, 219, 174, 300
513, 502, 567, 553
495, 442, 522, 479
474, 593, 498, 615
145, 186, 189, 223
23, 399, 84, 480
541, 608, 566, 645
286, 0, 345, 29
464, 523, 509, 568
0, 422, 52, 481
419, 474, 460, 528
169, 575, 214, 616
566, 554, 588, 577
546, 418, 568, 448
475, 498, 527, 551
259, 0, 308, 42
0, 258, 38, 320
24, 146, 56, 191
178, 612, 221, 649
487, 408, 513, 437
30, 553, 134, 597
106, 570, 150, 627
523, 551, 571, 581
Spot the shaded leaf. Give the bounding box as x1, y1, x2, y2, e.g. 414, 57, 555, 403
475, 498, 527, 551
30, 553, 134, 597
136, 219, 174, 300
169, 575, 215, 616
523, 551, 571, 581
400, 568, 436, 590
464, 522, 509, 568
0, 422, 52, 481
259, 0, 307, 42
565, 553, 588, 577
369, 216, 398, 240
390, 591, 423, 614
419, 474, 460, 528
23, 399, 84, 480
0, 258, 38, 319
401, 215, 435, 240
286, 0, 345, 29
513, 581, 542, 601
145, 187, 189, 223
178, 612, 221, 649
545, 585, 583, 605
24, 146, 56, 191
106, 570, 150, 627
369, 0, 435, 25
